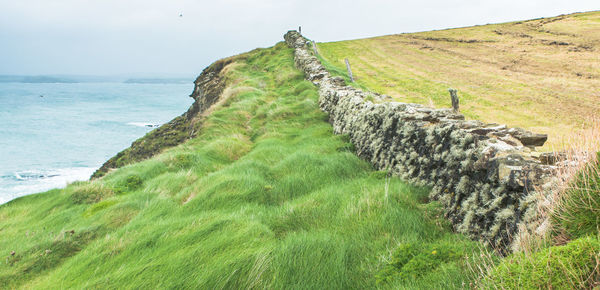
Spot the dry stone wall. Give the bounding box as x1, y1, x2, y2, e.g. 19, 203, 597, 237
285, 30, 556, 250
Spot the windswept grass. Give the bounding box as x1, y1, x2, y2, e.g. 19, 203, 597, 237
0, 42, 482, 288
551, 120, 600, 241
317, 11, 600, 150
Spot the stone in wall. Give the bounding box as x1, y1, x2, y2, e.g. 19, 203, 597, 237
285, 30, 556, 251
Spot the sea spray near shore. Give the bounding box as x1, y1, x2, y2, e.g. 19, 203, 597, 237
0, 167, 96, 204
0, 82, 193, 204
127, 122, 161, 128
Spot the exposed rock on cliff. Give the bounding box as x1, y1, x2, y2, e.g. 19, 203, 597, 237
91, 56, 241, 179
285, 30, 556, 251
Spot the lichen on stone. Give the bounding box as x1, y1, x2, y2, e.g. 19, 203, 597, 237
284, 30, 556, 252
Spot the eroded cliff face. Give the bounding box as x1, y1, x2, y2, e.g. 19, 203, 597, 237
285, 30, 556, 250
91, 56, 240, 179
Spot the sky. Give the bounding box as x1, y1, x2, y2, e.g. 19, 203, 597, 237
0, 0, 597, 77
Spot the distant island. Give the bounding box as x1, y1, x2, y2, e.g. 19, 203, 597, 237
0, 75, 192, 84
0, 75, 79, 83
123, 78, 190, 84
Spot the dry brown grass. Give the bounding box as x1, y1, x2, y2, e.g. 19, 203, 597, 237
318, 11, 600, 150
549, 117, 600, 234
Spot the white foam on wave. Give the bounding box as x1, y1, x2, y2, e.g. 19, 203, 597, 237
127, 122, 161, 128
0, 167, 97, 205
13, 170, 60, 181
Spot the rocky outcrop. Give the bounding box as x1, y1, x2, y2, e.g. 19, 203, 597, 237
91, 56, 240, 179
285, 30, 555, 250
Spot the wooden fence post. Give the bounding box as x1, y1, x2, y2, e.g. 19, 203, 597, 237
345, 58, 354, 82
312, 41, 318, 56
449, 88, 459, 112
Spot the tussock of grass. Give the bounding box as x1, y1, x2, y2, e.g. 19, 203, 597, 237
552, 152, 600, 240
0, 42, 481, 288
485, 236, 600, 289
70, 182, 115, 204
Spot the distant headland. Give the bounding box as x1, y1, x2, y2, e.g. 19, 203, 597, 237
0, 75, 193, 84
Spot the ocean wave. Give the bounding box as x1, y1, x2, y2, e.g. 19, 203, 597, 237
12, 170, 60, 181
127, 122, 161, 128
0, 167, 97, 205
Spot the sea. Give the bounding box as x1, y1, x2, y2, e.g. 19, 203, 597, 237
0, 81, 194, 204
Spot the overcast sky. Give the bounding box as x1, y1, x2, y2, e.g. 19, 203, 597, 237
0, 0, 597, 76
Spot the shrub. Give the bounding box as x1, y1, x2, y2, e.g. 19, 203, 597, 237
124, 175, 143, 191
111, 174, 144, 194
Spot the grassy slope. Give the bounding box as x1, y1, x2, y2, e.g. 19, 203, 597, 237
0, 43, 481, 288
317, 11, 600, 150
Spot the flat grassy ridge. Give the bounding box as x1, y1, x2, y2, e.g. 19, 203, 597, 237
0, 43, 481, 288
317, 11, 600, 150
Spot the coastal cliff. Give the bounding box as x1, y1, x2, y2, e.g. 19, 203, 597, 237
1, 20, 597, 287
91, 56, 239, 179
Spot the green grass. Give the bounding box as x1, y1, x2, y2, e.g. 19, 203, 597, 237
485, 236, 600, 289
0, 42, 482, 288
552, 152, 600, 240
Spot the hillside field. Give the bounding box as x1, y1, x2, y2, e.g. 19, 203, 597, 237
317, 11, 600, 150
